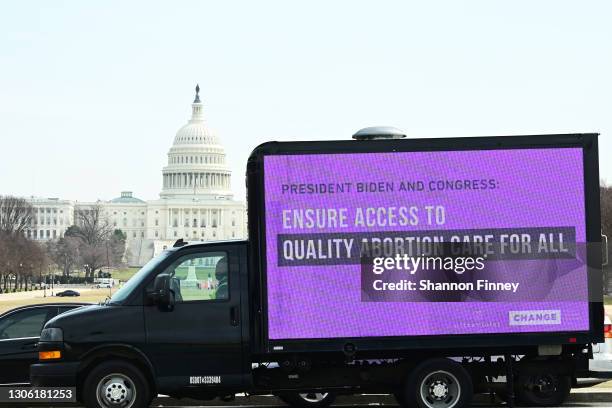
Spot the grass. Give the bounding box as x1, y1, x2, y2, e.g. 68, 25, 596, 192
111, 267, 140, 282
180, 287, 217, 301
605, 296, 612, 305
0, 265, 222, 314
0, 288, 116, 314
174, 266, 216, 280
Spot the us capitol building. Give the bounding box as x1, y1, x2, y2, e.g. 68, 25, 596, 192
24, 86, 247, 266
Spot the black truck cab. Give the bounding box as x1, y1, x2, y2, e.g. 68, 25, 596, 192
32, 240, 251, 405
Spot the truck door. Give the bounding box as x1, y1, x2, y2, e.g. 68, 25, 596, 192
143, 245, 244, 391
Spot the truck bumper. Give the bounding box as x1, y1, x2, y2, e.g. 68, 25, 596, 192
30, 362, 80, 387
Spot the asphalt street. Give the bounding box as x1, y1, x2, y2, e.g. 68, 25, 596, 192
144, 392, 612, 407
5, 390, 612, 408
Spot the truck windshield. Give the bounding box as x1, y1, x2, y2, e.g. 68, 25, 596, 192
108, 251, 172, 305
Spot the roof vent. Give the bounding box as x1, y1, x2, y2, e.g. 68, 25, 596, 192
352, 126, 406, 140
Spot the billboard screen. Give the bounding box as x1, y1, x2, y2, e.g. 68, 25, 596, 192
263, 148, 588, 340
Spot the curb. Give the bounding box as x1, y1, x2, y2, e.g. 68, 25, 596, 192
568, 389, 612, 402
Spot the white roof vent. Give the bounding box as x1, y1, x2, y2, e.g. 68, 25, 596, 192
352, 126, 406, 140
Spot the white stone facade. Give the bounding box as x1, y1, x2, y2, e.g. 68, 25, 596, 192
24, 86, 247, 265
24, 197, 75, 241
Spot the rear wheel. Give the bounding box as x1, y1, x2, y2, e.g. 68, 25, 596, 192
82, 360, 152, 408
402, 358, 473, 408
279, 392, 336, 407
515, 371, 571, 407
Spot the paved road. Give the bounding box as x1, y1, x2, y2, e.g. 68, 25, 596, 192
8, 399, 612, 407
144, 392, 612, 407
5, 391, 612, 407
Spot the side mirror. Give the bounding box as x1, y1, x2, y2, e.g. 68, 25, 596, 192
150, 273, 174, 307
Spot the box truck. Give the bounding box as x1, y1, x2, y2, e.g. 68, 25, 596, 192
32, 132, 604, 408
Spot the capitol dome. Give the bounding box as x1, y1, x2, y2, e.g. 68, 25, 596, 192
160, 85, 233, 199
173, 88, 221, 146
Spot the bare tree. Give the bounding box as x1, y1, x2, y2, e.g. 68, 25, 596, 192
72, 203, 113, 246
0, 232, 46, 292
0, 196, 34, 234
108, 229, 127, 268
67, 203, 114, 277
47, 237, 80, 277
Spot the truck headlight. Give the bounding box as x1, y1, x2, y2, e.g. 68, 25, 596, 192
40, 328, 63, 342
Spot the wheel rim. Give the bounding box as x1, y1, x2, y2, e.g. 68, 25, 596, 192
419, 370, 461, 408
527, 373, 559, 398
96, 373, 137, 408
299, 392, 329, 403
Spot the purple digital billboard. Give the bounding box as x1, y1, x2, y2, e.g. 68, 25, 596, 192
264, 148, 588, 340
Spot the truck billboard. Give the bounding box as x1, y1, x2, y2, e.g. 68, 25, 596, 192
263, 147, 589, 340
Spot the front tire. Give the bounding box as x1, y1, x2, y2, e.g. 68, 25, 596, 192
82, 360, 152, 408
279, 392, 336, 407
403, 358, 473, 408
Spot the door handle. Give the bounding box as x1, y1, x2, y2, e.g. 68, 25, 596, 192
21, 342, 38, 350
230, 306, 239, 326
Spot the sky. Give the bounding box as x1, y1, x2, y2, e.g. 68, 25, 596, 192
0, 0, 611, 202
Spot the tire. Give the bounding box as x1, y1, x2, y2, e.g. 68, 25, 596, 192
82, 360, 152, 408
279, 392, 336, 408
403, 358, 473, 408
515, 371, 571, 407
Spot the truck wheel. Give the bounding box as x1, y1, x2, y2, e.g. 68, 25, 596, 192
403, 358, 473, 408
516, 372, 571, 407
279, 392, 335, 407
82, 360, 152, 408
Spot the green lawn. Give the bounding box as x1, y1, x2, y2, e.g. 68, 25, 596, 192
605, 296, 612, 305
174, 266, 216, 280
111, 267, 140, 282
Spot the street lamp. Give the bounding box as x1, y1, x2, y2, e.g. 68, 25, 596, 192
49, 267, 55, 296
7, 273, 16, 293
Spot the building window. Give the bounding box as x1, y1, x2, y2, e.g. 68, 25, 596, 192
155, 219, 159, 226
155, 231, 159, 237
141, 231, 144, 238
